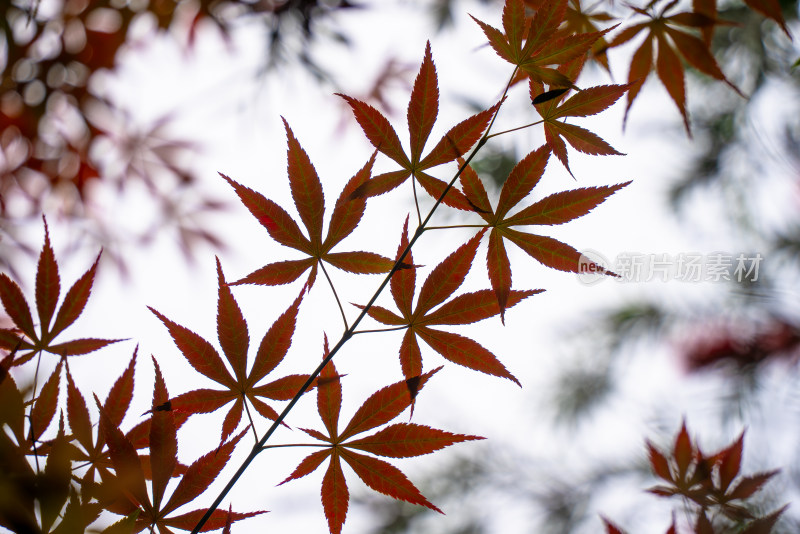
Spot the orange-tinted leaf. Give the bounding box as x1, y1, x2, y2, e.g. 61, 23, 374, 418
544, 121, 574, 175
664, 26, 742, 95
358, 304, 406, 326
399, 329, 423, 379
502, 0, 528, 53
50, 252, 101, 339
623, 36, 654, 127
531, 28, 609, 73
0, 274, 36, 340
232, 258, 315, 286
162, 429, 247, 515
345, 423, 483, 458
219, 172, 310, 251
505, 229, 605, 274
505, 182, 631, 226
656, 34, 690, 134
325, 252, 395, 274
36, 219, 60, 335
215, 258, 248, 383
278, 449, 331, 486
284, 119, 325, 245
551, 84, 630, 119
496, 146, 550, 220
416, 327, 520, 385
149, 307, 235, 388
337, 95, 409, 167
339, 367, 439, 441
340, 449, 441, 512
250, 289, 304, 385
415, 232, 483, 316
471, 14, 515, 63
30, 360, 63, 441
458, 160, 493, 215
525, 0, 570, 57
408, 42, 438, 164
322, 454, 349, 534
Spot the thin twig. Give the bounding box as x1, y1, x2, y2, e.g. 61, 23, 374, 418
319, 261, 349, 330
190, 67, 518, 534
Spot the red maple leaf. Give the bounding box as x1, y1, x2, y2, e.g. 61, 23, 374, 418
149, 258, 310, 444
280, 344, 482, 534
338, 41, 499, 210
96, 358, 266, 532
0, 218, 123, 365
360, 218, 539, 382
221, 120, 394, 287
458, 146, 629, 318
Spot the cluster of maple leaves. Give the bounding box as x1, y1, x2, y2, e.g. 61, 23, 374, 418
0, 0, 792, 532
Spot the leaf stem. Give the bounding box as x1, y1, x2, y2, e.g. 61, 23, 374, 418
423, 224, 488, 232
29, 350, 43, 472
411, 174, 423, 226
260, 443, 329, 451
191, 67, 518, 534
487, 118, 544, 139
352, 325, 409, 335
319, 261, 349, 330
243, 398, 259, 444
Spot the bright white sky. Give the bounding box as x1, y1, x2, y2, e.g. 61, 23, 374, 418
17, 1, 800, 533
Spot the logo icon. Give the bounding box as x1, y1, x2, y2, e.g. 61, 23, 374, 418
576, 249, 610, 285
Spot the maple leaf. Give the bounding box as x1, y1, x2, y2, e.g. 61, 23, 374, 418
645, 420, 784, 526
471, 0, 611, 88
0, 218, 123, 365
457, 146, 628, 317
64, 347, 188, 503
360, 218, 538, 382
607, 0, 743, 134
96, 357, 266, 533
149, 257, 310, 444
557, 0, 616, 71
338, 41, 499, 209
221, 120, 394, 287
530, 80, 630, 176
280, 349, 482, 534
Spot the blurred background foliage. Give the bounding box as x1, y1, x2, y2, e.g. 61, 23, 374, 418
2, 0, 800, 532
